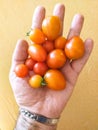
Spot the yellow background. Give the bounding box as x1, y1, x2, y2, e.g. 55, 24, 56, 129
0, 0, 98, 130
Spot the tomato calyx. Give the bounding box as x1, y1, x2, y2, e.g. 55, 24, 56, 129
26, 29, 32, 36
41, 77, 47, 87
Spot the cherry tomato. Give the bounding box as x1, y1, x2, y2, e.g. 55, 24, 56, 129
15, 64, 28, 78
28, 44, 47, 62
65, 36, 85, 60
29, 75, 43, 88
33, 62, 48, 76
29, 28, 46, 44
47, 49, 66, 69
42, 16, 61, 41
44, 69, 66, 90
43, 40, 54, 53
55, 36, 67, 49
25, 57, 36, 70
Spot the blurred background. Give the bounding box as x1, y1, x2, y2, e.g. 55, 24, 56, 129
0, 0, 98, 130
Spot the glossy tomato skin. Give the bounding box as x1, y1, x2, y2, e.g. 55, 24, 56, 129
47, 49, 66, 69
44, 69, 66, 90
33, 62, 48, 76
29, 75, 43, 88
55, 36, 67, 49
28, 44, 47, 62
15, 64, 28, 78
29, 28, 46, 44
25, 57, 36, 70
43, 40, 54, 53
65, 36, 85, 60
42, 16, 61, 41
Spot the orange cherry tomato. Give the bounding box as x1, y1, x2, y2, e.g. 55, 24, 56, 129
25, 57, 36, 70
43, 40, 54, 53
44, 69, 66, 90
47, 49, 66, 69
33, 62, 48, 76
29, 28, 46, 44
42, 16, 61, 41
29, 75, 43, 88
15, 64, 28, 78
28, 44, 47, 62
55, 36, 67, 49
65, 36, 85, 60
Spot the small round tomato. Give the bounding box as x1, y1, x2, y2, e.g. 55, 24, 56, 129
25, 57, 36, 70
42, 16, 61, 41
28, 44, 47, 62
47, 49, 66, 69
15, 64, 28, 78
44, 69, 66, 90
65, 36, 85, 60
43, 40, 54, 53
33, 62, 48, 76
29, 28, 46, 44
29, 75, 43, 88
55, 36, 67, 49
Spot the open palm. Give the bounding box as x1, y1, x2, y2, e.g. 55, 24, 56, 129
9, 4, 93, 118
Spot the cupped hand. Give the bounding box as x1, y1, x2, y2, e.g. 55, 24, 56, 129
9, 4, 93, 118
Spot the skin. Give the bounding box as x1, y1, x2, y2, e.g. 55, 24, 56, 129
9, 4, 93, 119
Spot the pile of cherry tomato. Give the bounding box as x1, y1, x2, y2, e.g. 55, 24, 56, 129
15, 16, 85, 90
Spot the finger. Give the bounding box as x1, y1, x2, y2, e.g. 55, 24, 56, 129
67, 14, 84, 39
71, 39, 93, 74
53, 3, 65, 34
31, 6, 45, 29
11, 40, 28, 71
53, 3, 65, 21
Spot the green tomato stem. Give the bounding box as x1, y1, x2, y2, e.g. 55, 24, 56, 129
26, 31, 31, 36
41, 78, 47, 86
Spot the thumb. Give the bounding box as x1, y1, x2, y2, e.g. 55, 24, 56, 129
10, 39, 28, 71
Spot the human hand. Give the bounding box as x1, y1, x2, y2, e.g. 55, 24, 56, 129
9, 4, 93, 119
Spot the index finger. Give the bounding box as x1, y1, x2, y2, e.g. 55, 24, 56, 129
10, 40, 28, 72
31, 6, 45, 29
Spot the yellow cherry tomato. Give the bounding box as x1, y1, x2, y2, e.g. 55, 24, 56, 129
65, 36, 85, 60
29, 28, 46, 44
29, 75, 43, 88
42, 16, 61, 41
44, 69, 66, 90
55, 36, 67, 49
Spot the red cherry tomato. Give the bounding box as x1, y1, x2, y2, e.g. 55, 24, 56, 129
43, 40, 54, 53
15, 64, 28, 78
47, 49, 66, 69
25, 57, 36, 70
33, 62, 48, 76
44, 69, 66, 90
28, 44, 47, 62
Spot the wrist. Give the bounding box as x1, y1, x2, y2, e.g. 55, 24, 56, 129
22, 106, 60, 119
15, 110, 58, 130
